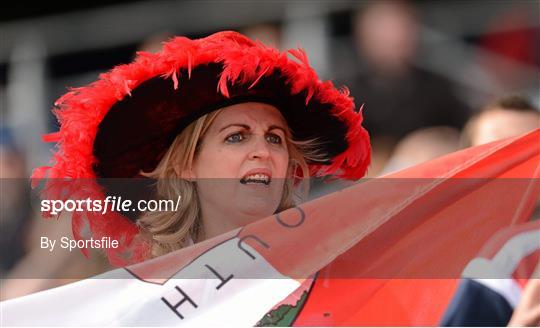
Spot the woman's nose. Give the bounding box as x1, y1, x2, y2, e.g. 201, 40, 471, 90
248, 136, 270, 160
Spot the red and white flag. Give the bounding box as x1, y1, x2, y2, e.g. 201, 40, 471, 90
1, 130, 539, 326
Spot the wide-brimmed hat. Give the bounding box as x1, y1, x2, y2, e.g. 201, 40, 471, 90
32, 31, 371, 264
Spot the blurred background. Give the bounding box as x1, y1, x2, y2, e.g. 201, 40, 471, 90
1, 0, 539, 299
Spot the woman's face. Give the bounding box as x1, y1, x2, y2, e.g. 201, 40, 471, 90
190, 102, 290, 233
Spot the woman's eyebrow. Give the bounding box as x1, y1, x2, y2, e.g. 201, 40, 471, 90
268, 125, 286, 134
218, 123, 286, 134
219, 123, 250, 133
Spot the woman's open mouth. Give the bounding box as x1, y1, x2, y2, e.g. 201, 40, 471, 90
240, 167, 272, 186
240, 172, 271, 186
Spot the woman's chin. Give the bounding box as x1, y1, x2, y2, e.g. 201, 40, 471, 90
235, 203, 279, 223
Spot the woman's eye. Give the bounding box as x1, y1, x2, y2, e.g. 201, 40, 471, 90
266, 134, 282, 144
225, 133, 244, 143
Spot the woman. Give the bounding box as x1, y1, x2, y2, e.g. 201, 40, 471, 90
137, 102, 325, 257
33, 31, 371, 264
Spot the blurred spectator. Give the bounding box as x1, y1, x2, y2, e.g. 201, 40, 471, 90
442, 94, 538, 325
346, 1, 470, 174
380, 126, 461, 175
461, 95, 539, 147
441, 220, 540, 327
0, 128, 31, 272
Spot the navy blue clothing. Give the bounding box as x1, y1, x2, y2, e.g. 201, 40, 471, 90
441, 279, 513, 327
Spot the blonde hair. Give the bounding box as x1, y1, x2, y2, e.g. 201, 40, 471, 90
137, 109, 326, 258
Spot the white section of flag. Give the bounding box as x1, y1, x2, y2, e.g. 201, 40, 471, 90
1, 238, 300, 326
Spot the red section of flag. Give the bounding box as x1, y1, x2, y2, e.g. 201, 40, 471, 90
293, 130, 540, 326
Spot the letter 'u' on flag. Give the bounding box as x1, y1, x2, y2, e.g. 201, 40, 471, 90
1, 129, 539, 326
